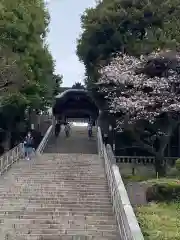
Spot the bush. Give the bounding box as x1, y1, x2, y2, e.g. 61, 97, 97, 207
122, 174, 152, 183
136, 202, 180, 240
167, 167, 180, 177
175, 159, 180, 172
145, 179, 180, 202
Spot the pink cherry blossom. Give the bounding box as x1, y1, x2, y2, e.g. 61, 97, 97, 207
98, 51, 180, 131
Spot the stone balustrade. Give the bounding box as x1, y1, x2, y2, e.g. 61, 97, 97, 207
97, 127, 144, 240
116, 155, 177, 165
36, 124, 54, 154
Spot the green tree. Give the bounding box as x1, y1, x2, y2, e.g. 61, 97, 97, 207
0, 0, 61, 149
53, 74, 63, 96
0, 47, 24, 93
77, 0, 180, 86
72, 82, 85, 89
0, 0, 56, 108
98, 50, 180, 175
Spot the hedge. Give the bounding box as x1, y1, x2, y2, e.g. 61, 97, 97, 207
145, 178, 180, 202
175, 159, 180, 172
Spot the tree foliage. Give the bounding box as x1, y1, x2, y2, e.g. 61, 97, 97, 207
77, 0, 180, 86
98, 50, 180, 175
72, 82, 85, 89
53, 74, 63, 96
0, 0, 58, 108
0, 47, 25, 93
0, 0, 61, 148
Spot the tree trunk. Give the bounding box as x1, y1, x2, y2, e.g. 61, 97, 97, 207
154, 154, 166, 177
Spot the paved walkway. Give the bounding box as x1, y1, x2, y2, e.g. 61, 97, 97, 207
44, 125, 97, 154
125, 182, 148, 206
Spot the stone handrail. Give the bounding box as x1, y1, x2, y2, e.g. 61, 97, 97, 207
36, 115, 55, 154
116, 155, 177, 165
97, 125, 104, 158
36, 124, 53, 154
97, 127, 144, 240
0, 143, 24, 175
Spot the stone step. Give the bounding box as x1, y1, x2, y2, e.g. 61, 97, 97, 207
0, 183, 108, 189
2, 176, 107, 181
0, 216, 116, 225
0, 189, 110, 195
0, 185, 108, 191
14, 170, 105, 174
15, 162, 101, 165
33, 162, 101, 165
0, 210, 115, 218
8, 176, 106, 181
0, 214, 115, 221
1, 233, 118, 240
0, 229, 118, 236
0, 192, 110, 198
18, 162, 102, 165
0, 198, 112, 206
0, 223, 117, 231
6, 161, 102, 165
13, 170, 105, 173
7, 170, 105, 174
14, 159, 100, 163
5, 178, 107, 183
9, 187, 109, 192
0, 189, 109, 195
11, 165, 104, 169
0, 194, 110, 199
0, 217, 116, 226
5, 236, 117, 240
33, 163, 102, 167
0, 196, 110, 202
0, 205, 113, 214
29, 204, 112, 210
27, 160, 101, 164
6, 179, 107, 183
0, 205, 112, 212
0, 202, 113, 210
0, 201, 112, 208
14, 172, 105, 176
36, 156, 100, 160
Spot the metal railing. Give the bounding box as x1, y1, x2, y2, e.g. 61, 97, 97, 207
0, 116, 55, 175
0, 143, 24, 175
97, 127, 144, 240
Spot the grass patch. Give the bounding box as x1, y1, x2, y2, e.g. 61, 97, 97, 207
122, 173, 180, 184
142, 178, 180, 184
136, 202, 180, 240
122, 174, 155, 183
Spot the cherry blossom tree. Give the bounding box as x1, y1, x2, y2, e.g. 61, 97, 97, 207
98, 50, 180, 175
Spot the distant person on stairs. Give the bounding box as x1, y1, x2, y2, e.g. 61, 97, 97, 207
24, 131, 34, 161
55, 119, 61, 137
103, 132, 108, 145
88, 122, 93, 138
64, 122, 71, 137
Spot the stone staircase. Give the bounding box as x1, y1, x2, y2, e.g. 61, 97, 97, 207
0, 153, 118, 239
44, 125, 97, 154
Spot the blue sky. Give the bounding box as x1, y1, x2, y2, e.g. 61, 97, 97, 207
47, 0, 96, 87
